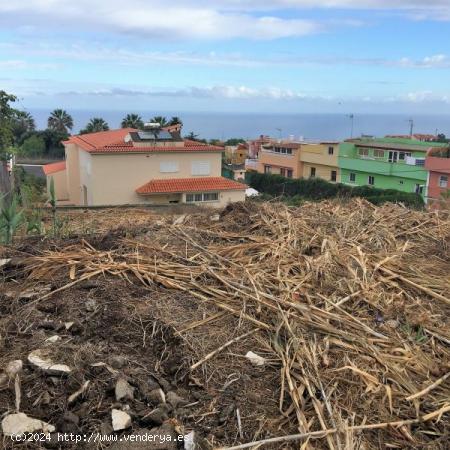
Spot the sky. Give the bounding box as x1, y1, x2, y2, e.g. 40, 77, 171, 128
1, 0, 450, 115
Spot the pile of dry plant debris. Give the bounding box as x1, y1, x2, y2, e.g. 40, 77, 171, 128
1, 199, 449, 449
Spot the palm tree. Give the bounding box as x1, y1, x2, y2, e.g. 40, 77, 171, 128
121, 114, 144, 129
80, 118, 109, 134
47, 109, 73, 133
169, 116, 183, 126
185, 131, 199, 141
11, 111, 35, 143
150, 116, 168, 127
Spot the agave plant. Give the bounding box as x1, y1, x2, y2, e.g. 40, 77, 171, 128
0, 194, 23, 244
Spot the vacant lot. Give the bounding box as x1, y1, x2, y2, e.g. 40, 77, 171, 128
1, 200, 449, 449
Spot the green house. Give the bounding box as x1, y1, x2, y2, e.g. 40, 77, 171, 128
339, 137, 448, 196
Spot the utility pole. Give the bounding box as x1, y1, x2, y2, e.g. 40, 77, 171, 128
348, 114, 354, 138
408, 118, 414, 137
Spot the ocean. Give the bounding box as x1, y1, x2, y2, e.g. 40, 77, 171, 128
28, 110, 450, 141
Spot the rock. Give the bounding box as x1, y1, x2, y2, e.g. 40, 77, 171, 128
115, 378, 134, 402
184, 431, 195, 450
111, 409, 131, 431
140, 407, 168, 426
45, 335, 61, 344
28, 349, 72, 375
147, 388, 165, 405
0, 258, 11, 268
245, 351, 266, 367
173, 214, 187, 225
5, 360, 23, 378
1, 413, 55, 436
166, 391, 188, 409
110, 355, 127, 369
209, 214, 220, 222
85, 299, 97, 312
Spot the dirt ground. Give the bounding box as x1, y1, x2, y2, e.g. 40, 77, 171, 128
0, 208, 284, 449
1, 200, 449, 449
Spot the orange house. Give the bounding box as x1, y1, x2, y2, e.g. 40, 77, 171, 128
425, 147, 450, 208
256, 142, 303, 178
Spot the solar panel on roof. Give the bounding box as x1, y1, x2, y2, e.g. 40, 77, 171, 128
137, 130, 173, 140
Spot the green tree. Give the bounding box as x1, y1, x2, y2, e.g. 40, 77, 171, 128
185, 131, 199, 141
48, 109, 74, 133
169, 116, 183, 126
11, 111, 35, 143
121, 114, 144, 129
224, 138, 245, 146
0, 90, 18, 195
19, 135, 46, 158
150, 116, 168, 127
80, 117, 110, 134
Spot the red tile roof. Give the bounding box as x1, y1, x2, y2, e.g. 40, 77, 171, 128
96, 144, 223, 153
63, 129, 223, 153
63, 128, 137, 151
136, 177, 247, 195
43, 161, 66, 175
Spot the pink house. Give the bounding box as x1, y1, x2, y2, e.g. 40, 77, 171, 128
425, 147, 450, 208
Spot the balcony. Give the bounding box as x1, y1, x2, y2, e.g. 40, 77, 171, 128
245, 158, 258, 170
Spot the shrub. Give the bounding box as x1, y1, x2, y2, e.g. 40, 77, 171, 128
247, 172, 424, 208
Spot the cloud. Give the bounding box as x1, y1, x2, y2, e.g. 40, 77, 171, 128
0, 1, 322, 40
55, 85, 309, 100
1, 1, 448, 44
0, 59, 60, 70
3, 41, 450, 72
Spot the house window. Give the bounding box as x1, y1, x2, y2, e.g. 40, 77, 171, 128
415, 184, 424, 194
328, 146, 334, 155
439, 176, 448, 188
286, 149, 292, 155
368, 176, 375, 186
191, 161, 211, 176
186, 192, 219, 202
203, 192, 219, 201
358, 148, 369, 157
374, 150, 384, 158
399, 180, 404, 185
287, 169, 293, 178
281, 148, 287, 154
264, 165, 272, 174
331, 170, 337, 182
398, 152, 411, 161
388, 151, 398, 163
349, 173, 356, 183
280, 168, 286, 177
310, 167, 316, 178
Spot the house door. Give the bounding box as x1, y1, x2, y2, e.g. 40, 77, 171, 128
388, 151, 398, 163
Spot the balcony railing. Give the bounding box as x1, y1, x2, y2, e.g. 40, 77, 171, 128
245, 159, 258, 170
